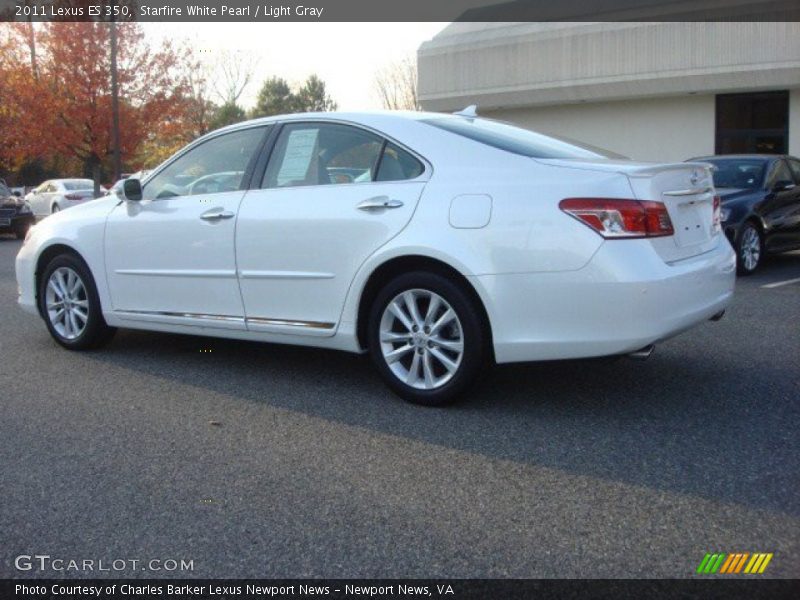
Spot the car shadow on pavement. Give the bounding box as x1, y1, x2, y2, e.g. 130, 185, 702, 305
78, 293, 799, 519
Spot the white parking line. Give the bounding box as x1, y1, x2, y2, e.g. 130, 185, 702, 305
761, 277, 800, 289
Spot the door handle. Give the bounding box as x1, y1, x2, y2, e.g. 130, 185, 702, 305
200, 209, 235, 221
357, 196, 404, 211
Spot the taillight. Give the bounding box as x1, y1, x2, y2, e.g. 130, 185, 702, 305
64, 193, 86, 200
559, 198, 674, 239
712, 195, 722, 233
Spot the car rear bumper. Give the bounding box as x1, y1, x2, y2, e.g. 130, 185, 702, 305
474, 235, 737, 363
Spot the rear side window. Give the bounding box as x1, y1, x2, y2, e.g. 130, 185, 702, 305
422, 117, 620, 159
376, 142, 424, 182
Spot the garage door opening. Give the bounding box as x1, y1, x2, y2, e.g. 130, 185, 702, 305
715, 91, 789, 155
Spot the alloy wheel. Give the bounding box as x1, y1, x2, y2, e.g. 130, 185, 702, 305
45, 266, 89, 340
379, 289, 464, 390
740, 226, 761, 272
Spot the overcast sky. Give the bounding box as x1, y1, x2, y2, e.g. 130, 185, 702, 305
148, 23, 446, 111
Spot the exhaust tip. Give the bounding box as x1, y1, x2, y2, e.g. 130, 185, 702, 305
627, 344, 655, 361
710, 310, 726, 322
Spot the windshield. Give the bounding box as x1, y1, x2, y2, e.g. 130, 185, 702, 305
703, 159, 766, 190
422, 117, 622, 159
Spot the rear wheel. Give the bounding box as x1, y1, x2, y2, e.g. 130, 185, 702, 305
51, 204, 60, 214
38, 254, 116, 350
736, 222, 763, 275
368, 271, 486, 406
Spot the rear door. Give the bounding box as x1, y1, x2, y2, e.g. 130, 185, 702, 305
235, 121, 428, 336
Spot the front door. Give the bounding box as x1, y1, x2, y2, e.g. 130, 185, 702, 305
104, 125, 268, 330
236, 121, 428, 336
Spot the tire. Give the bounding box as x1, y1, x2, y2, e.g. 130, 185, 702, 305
736, 221, 763, 275
368, 271, 486, 406
38, 253, 116, 350
14, 224, 29, 240
51, 204, 60, 214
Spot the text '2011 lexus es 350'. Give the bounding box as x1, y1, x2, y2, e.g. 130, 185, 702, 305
16, 111, 736, 405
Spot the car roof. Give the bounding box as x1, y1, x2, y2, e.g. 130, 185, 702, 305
210, 110, 455, 136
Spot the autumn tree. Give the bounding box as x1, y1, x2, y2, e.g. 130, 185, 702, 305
374, 56, 420, 111
1, 22, 196, 189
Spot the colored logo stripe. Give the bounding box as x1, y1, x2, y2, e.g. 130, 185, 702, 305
698, 553, 773, 574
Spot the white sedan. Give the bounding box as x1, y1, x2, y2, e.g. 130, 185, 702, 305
15, 111, 736, 405
25, 179, 104, 217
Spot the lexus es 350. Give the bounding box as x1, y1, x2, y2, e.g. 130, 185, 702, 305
16, 111, 736, 405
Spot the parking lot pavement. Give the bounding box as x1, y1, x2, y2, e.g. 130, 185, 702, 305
0, 236, 798, 579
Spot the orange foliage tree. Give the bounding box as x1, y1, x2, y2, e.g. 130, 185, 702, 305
1, 21, 199, 187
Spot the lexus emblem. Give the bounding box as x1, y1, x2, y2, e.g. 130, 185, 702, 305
690, 170, 701, 186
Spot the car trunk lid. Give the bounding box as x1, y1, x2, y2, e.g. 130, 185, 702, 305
538, 158, 720, 262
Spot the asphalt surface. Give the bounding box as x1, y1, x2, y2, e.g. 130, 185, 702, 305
1, 236, 798, 579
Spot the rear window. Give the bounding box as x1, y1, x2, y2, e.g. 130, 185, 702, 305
421, 117, 620, 159
63, 180, 94, 191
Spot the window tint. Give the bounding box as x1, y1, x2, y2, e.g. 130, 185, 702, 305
376, 142, 424, 182
705, 159, 766, 190
143, 127, 266, 201
788, 159, 800, 184
0, 182, 10, 197
767, 160, 793, 188
422, 117, 621, 159
263, 123, 383, 188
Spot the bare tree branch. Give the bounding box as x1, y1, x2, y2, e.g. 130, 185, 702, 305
373, 56, 419, 111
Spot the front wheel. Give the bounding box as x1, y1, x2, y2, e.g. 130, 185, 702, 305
38, 254, 116, 350
368, 272, 486, 406
736, 222, 763, 275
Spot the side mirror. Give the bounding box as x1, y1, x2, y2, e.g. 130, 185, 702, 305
12, 191, 21, 197
772, 180, 796, 193
122, 178, 143, 201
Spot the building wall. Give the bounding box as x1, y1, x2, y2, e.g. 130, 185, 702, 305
418, 22, 800, 112
484, 95, 716, 162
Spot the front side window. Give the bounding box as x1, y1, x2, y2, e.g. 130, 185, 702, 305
263, 123, 383, 188
787, 159, 800, 184
766, 160, 793, 189
143, 127, 266, 201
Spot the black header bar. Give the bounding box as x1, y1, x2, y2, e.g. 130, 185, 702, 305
1, 0, 799, 22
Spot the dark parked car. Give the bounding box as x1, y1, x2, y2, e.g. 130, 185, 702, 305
690, 155, 800, 274
0, 180, 35, 240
